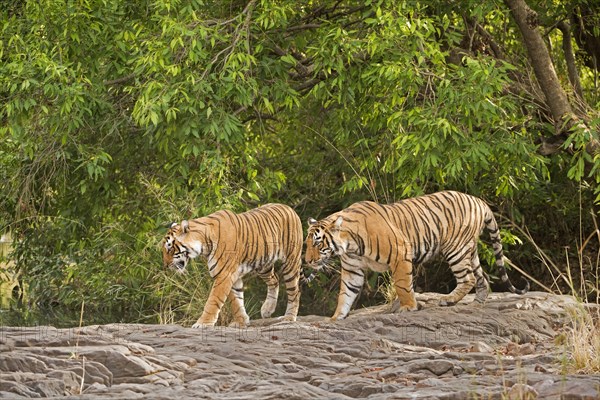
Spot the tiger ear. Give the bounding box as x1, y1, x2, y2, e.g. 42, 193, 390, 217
333, 216, 343, 229
307, 217, 317, 226
169, 222, 178, 228
181, 220, 189, 234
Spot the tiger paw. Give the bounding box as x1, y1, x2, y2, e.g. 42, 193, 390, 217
191, 321, 216, 329
438, 297, 457, 307
228, 321, 248, 329
389, 299, 418, 313
260, 300, 277, 319
279, 315, 297, 322
395, 304, 418, 312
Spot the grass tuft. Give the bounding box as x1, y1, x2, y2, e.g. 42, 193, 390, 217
155, 262, 215, 327
562, 306, 600, 374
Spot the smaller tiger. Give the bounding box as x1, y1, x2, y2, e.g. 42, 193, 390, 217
305, 191, 529, 320
162, 203, 303, 328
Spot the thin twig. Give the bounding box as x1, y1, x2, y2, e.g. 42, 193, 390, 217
201, 0, 257, 80
499, 215, 571, 292
504, 258, 553, 293
579, 210, 600, 256
302, 125, 375, 200
79, 356, 86, 394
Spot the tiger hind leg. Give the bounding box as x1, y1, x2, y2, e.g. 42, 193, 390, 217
439, 246, 477, 306
257, 267, 279, 319
472, 251, 489, 303
281, 258, 301, 322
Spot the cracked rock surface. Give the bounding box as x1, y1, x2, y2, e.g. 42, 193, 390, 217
1, 292, 599, 399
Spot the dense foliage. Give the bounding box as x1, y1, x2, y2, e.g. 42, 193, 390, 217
1, 0, 598, 325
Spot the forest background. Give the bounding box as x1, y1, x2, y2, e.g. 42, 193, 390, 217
1, 0, 599, 326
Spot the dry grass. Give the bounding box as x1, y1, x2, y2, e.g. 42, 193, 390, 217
155, 262, 215, 327
562, 306, 600, 374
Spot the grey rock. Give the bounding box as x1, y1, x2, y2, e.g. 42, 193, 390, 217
406, 359, 455, 376
0, 354, 48, 373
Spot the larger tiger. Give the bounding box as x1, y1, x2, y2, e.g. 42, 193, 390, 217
162, 203, 303, 328
305, 191, 529, 320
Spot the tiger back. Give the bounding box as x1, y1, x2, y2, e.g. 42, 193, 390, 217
162, 203, 303, 328
305, 191, 529, 320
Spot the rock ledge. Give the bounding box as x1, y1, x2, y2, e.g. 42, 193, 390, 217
1, 292, 599, 399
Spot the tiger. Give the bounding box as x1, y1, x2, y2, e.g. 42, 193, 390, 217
305, 190, 529, 320
162, 203, 303, 328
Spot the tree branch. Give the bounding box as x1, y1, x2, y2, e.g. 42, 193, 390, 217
557, 20, 585, 102
201, 0, 257, 80
474, 21, 505, 59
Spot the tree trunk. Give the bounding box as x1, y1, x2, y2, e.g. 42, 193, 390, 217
504, 0, 574, 124
504, 0, 598, 156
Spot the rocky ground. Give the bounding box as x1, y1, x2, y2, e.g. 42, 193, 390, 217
1, 291, 599, 399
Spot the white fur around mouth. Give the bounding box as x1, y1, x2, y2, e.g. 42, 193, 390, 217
173, 265, 186, 274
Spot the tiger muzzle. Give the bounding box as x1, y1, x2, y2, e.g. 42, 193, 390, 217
169, 262, 186, 274
306, 260, 326, 270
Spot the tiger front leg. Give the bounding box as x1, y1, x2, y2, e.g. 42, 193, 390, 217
331, 267, 365, 321
227, 278, 250, 327
192, 273, 237, 328
439, 246, 477, 306
389, 259, 418, 312
257, 267, 279, 319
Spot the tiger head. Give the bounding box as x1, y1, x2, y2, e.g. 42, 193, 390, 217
162, 220, 203, 274
305, 216, 346, 270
